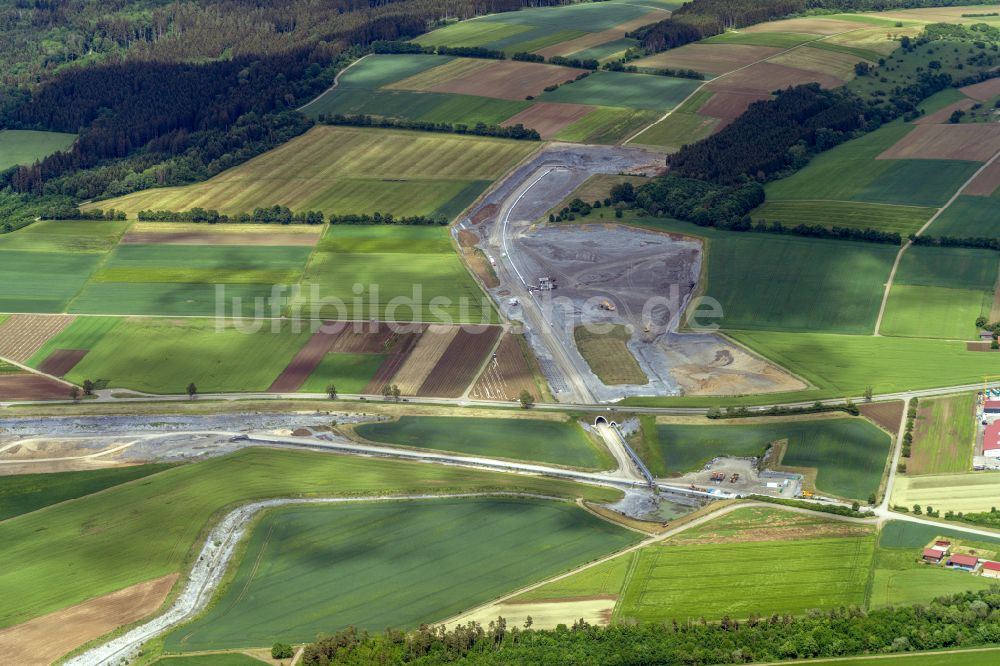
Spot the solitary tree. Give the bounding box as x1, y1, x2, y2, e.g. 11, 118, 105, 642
381, 383, 392, 400
863, 385, 873, 402
519, 390, 534, 409
391, 384, 401, 402
868, 493, 877, 506
187, 382, 198, 399
70, 386, 82, 402
271, 642, 293, 659
327, 383, 337, 399
82, 379, 95, 396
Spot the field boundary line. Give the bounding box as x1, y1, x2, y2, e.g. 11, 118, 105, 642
623, 27, 866, 145
297, 54, 370, 113
874, 148, 1000, 335
753, 645, 1000, 665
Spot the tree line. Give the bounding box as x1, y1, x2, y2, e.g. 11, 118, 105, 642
299, 588, 1000, 665
912, 234, 1000, 252
318, 113, 540, 140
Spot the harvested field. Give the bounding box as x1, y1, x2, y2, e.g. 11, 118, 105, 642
908, 393, 976, 475
267, 327, 343, 393
328, 325, 397, 354
962, 161, 1000, 197
877, 124, 1000, 161
700, 90, 770, 120
364, 328, 425, 394
634, 44, 782, 76
823, 26, 922, 57
446, 598, 615, 630
458, 230, 500, 289
574, 325, 648, 386
706, 61, 844, 94
768, 45, 872, 80
0, 574, 177, 666
390, 324, 458, 395
418, 326, 502, 397
120, 231, 319, 246
37, 349, 88, 377
0, 374, 70, 401
744, 17, 869, 35
469, 332, 539, 401
961, 76, 1000, 102
425, 60, 587, 101
0, 315, 75, 363
915, 98, 977, 125
859, 400, 905, 434
892, 472, 1000, 513
500, 103, 594, 139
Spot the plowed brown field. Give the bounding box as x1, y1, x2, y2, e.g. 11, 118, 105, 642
391, 324, 460, 395
469, 332, 538, 401
961, 77, 1000, 102
37, 349, 88, 377
418, 326, 502, 397
501, 103, 594, 139
364, 328, 425, 394
962, 161, 1000, 196
0, 315, 75, 363
700, 90, 770, 120
877, 124, 1000, 161
0, 574, 177, 666
0, 374, 70, 400
859, 401, 905, 435
267, 327, 343, 393
915, 98, 976, 125
429, 60, 587, 100
706, 62, 843, 94
636, 44, 782, 76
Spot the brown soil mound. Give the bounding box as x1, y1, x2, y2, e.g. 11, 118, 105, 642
37, 349, 88, 377
0, 374, 71, 401
0, 314, 75, 363
0, 574, 177, 666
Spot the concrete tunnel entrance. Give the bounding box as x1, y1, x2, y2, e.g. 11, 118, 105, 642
594, 416, 617, 427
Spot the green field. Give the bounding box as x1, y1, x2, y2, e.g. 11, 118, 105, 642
166, 498, 640, 650
908, 393, 977, 475
26, 316, 122, 366
68, 283, 280, 317
701, 31, 819, 47
881, 246, 998, 339
0, 250, 103, 312
0, 129, 77, 170
0, 464, 173, 521
645, 418, 891, 499
90, 126, 537, 220
803, 650, 1000, 666
630, 111, 719, 151
553, 106, 659, 144
299, 352, 385, 394
62, 318, 313, 393
765, 122, 981, 207
538, 71, 700, 110
0, 220, 127, 253
751, 200, 934, 236
156, 655, 262, 666
728, 330, 1000, 399
319, 224, 454, 254
929, 196, 1000, 237
355, 416, 613, 469
0, 447, 620, 629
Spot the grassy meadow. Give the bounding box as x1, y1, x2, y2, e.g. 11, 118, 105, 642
88, 126, 537, 219
355, 416, 614, 469
908, 393, 977, 475
165, 498, 640, 650
0, 448, 621, 630
0, 129, 76, 170
299, 352, 386, 394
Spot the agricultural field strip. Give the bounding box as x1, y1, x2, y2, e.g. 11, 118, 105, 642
626, 24, 868, 144
65, 492, 580, 666
874, 148, 1000, 335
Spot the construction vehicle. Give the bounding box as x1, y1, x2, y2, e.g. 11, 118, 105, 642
801, 490, 814, 498
599, 300, 616, 312
730, 473, 740, 483
710, 472, 725, 483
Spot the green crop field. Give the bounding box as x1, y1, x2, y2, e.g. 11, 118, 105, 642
623, 217, 896, 334
701, 31, 818, 47
929, 196, 1000, 237
0, 129, 77, 170
617, 534, 874, 622
319, 223, 454, 254
514, 549, 636, 601
26, 316, 121, 366
908, 393, 977, 475
808, 650, 1000, 666
630, 111, 719, 151
355, 416, 614, 469
0, 220, 127, 253
644, 418, 890, 499
553, 106, 658, 144
0, 464, 174, 521
765, 122, 980, 208
92, 244, 311, 284
68, 283, 279, 317
165, 498, 640, 650
881, 246, 998, 339
538, 71, 700, 110
751, 200, 934, 236
0, 447, 620, 629
89, 126, 537, 220
0, 250, 103, 313
299, 352, 385, 394
412, 21, 532, 48
62, 318, 312, 393
728, 331, 1000, 399
156, 655, 263, 666
570, 37, 638, 62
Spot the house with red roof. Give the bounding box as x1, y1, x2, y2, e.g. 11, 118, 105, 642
984, 421, 1000, 459
947, 553, 980, 571
923, 548, 945, 563
982, 561, 1000, 579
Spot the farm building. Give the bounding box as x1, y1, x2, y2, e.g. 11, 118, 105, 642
985, 400, 1000, 414
923, 548, 945, 563
982, 561, 1000, 579
984, 422, 1000, 458
934, 540, 952, 549
947, 553, 979, 571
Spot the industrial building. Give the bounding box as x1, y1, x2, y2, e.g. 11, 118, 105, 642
985, 421, 1000, 459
